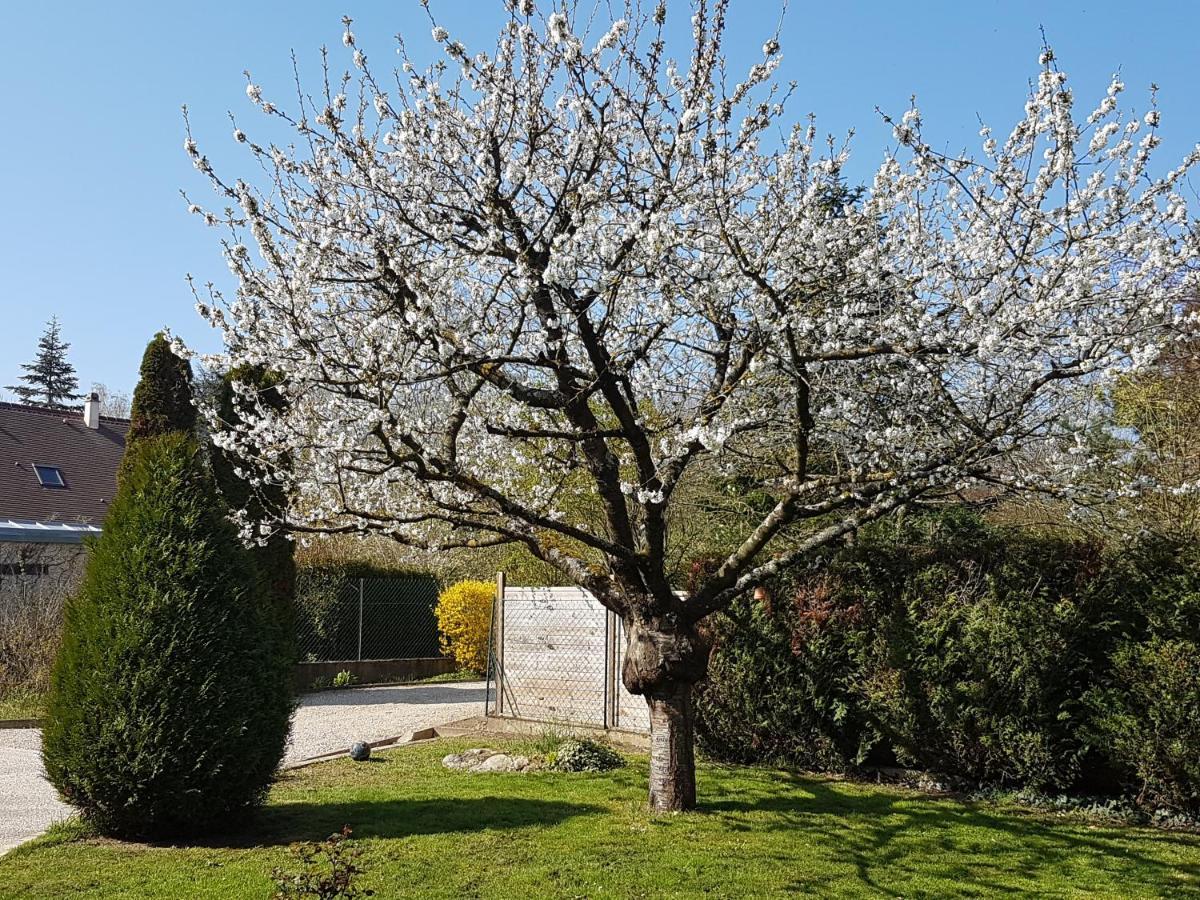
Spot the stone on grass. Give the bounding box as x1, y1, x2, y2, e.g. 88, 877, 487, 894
442, 748, 496, 770
475, 753, 530, 772
442, 748, 531, 773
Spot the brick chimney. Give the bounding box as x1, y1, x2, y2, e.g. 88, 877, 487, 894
83, 392, 100, 429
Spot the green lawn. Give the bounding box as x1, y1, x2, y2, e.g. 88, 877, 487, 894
0, 689, 43, 722
2, 737, 1197, 898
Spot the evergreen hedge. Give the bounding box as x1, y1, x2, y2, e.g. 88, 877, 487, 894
694, 509, 1200, 812
210, 366, 297, 671
42, 433, 294, 837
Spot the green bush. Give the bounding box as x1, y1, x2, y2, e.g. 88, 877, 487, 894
1087, 638, 1200, 812
42, 433, 294, 837
210, 365, 297, 675
551, 738, 624, 773
695, 577, 870, 772
126, 333, 196, 445
694, 509, 1200, 807
855, 521, 1110, 790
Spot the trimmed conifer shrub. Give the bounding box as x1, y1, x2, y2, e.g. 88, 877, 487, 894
127, 332, 196, 444
211, 366, 297, 671
42, 432, 294, 837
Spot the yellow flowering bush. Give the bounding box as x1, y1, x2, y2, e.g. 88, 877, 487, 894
435, 580, 494, 674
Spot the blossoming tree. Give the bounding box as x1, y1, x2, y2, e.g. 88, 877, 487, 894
185, 0, 1199, 810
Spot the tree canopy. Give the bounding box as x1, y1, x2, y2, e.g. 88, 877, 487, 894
185, 0, 1199, 809
6, 316, 81, 408
127, 332, 196, 445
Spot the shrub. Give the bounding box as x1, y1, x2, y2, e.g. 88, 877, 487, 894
551, 738, 624, 772
695, 578, 870, 772
41, 433, 294, 837
434, 580, 494, 674
210, 365, 297, 675
853, 523, 1109, 790
332, 670, 356, 689
0, 547, 80, 708
1087, 638, 1200, 812
695, 509, 1200, 802
126, 333, 195, 445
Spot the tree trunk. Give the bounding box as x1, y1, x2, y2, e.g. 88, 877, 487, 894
646, 682, 696, 812
620, 611, 707, 811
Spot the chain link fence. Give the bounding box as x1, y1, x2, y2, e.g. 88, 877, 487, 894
487, 584, 650, 733
294, 571, 442, 663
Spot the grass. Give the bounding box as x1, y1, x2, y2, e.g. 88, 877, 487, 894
2, 737, 1197, 898
303, 668, 481, 693
0, 689, 44, 722
411, 669, 482, 684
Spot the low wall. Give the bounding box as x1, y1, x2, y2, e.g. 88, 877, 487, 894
295, 656, 455, 691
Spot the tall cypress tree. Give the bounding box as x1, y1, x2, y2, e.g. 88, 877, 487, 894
211, 365, 297, 674
127, 332, 196, 443
43, 335, 294, 838
6, 317, 81, 408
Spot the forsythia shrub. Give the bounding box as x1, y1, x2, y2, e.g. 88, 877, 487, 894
435, 580, 494, 674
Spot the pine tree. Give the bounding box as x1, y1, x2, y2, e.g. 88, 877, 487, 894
6, 317, 81, 408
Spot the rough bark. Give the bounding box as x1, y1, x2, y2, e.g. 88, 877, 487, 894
646, 683, 697, 811
621, 613, 708, 811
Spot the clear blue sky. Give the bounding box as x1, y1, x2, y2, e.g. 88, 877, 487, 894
2, 1, 1197, 398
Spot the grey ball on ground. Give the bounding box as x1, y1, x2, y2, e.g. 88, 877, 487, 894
349, 741, 371, 762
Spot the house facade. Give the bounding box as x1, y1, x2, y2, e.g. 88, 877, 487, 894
0, 395, 128, 601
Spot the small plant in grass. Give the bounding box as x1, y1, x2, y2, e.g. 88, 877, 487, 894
551, 738, 624, 773
270, 826, 374, 900
332, 670, 356, 689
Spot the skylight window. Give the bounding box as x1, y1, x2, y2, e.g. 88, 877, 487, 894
33, 465, 65, 488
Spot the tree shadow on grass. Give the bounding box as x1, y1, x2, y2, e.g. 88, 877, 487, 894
183, 795, 602, 849
699, 771, 1200, 897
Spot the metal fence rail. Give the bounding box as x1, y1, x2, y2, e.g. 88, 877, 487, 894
294, 573, 441, 663
486, 581, 650, 734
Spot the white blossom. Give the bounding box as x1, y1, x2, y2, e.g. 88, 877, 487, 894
188, 10, 1198, 619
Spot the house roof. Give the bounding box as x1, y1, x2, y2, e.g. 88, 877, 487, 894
0, 401, 129, 535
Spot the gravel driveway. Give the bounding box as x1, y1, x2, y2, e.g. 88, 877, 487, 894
284, 680, 486, 764
0, 729, 71, 855
0, 680, 486, 855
